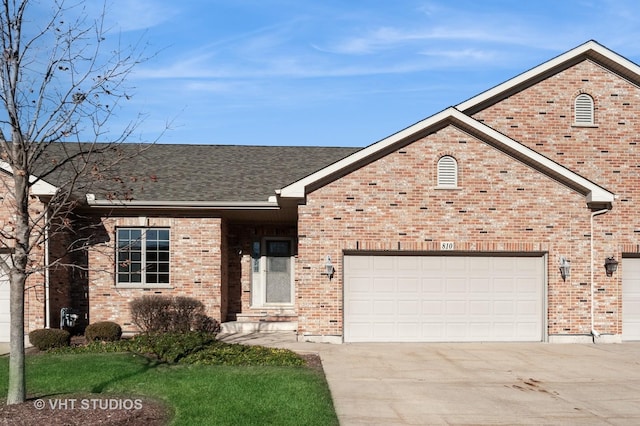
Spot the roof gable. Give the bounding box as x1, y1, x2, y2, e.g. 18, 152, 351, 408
278, 107, 613, 207
457, 40, 640, 114
0, 161, 58, 197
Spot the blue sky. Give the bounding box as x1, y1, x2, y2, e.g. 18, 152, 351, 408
84, 0, 640, 147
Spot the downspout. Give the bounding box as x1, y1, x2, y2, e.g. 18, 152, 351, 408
590, 208, 610, 341
44, 208, 50, 329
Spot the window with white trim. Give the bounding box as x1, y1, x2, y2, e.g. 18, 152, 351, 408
437, 155, 458, 187
117, 228, 170, 286
574, 93, 594, 125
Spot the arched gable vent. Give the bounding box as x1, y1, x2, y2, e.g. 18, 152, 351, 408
574, 93, 594, 125
437, 156, 458, 187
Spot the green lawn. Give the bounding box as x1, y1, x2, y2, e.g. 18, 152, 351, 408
0, 352, 338, 425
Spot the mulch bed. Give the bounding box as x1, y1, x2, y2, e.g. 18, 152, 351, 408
0, 395, 170, 425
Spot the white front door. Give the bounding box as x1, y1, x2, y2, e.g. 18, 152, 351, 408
344, 254, 545, 342
251, 238, 294, 307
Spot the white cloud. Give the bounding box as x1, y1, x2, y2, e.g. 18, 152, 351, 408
101, 0, 179, 32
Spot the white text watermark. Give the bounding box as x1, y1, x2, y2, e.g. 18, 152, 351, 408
33, 398, 143, 410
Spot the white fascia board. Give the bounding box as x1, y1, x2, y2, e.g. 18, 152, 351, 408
0, 160, 58, 196
279, 107, 458, 198
457, 40, 640, 112
279, 107, 613, 204
85, 196, 280, 210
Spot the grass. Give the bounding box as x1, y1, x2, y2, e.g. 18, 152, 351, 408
0, 349, 338, 425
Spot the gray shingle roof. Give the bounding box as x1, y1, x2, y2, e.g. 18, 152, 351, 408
40, 143, 360, 202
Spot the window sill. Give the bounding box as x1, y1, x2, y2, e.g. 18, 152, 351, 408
116, 284, 174, 290
434, 186, 461, 190
572, 123, 598, 128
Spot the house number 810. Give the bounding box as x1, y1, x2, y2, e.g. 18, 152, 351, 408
440, 242, 454, 250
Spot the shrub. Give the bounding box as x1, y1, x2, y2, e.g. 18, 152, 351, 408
29, 328, 71, 351
85, 321, 122, 342
128, 331, 217, 363
130, 295, 220, 334
130, 295, 172, 333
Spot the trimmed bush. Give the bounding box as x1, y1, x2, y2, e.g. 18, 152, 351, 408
85, 321, 122, 342
29, 328, 71, 351
130, 295, 220, 334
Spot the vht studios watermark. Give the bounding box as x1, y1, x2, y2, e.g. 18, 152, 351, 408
33, 398, 143, 410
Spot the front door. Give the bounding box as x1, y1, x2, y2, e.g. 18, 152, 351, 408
251, 238, 294, 307
265, 240, 292, 304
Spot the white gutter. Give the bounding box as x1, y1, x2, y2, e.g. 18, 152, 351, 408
44, 208, 50, 329
590, 208, 610, 341
85, 194, 279, 210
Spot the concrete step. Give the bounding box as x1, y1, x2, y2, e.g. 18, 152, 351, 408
220, 321, 298, 333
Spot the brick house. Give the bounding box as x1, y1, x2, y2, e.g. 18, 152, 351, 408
3, 40, 640, 344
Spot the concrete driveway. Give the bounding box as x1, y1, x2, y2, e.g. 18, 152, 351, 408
219, 333, 640, 425
318, 342, 640, 425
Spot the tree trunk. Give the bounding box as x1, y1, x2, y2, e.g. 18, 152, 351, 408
7, 172, 29, 404
6, 272, 25, 404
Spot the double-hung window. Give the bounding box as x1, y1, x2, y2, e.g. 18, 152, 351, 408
117, 228, 170, 286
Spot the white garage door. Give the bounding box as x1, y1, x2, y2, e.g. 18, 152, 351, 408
344, 255, 544, 342
622, 257, 640, 341
0, 270, 9, 342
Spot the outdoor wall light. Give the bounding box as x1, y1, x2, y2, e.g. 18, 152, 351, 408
559, 256, 571, 281
325, 255, 335, 280
604, 256, 619, 277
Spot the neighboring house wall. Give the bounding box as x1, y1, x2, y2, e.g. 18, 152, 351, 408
296, 124, 601, 339
86, 216, 226, 333
0, 172, 48, 336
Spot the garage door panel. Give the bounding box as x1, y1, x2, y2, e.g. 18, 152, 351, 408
373, 300, 394, 314
373, 323, 395, 338
373, 278, 394, 292
493, 278, 515, 293
349, 300, 372, 315
469, 300, 491, 315
349, 277, 371, 293
446, 301, 466, 314
398, 278, 419, 292
446, 278, 467, 293
470, 278, 490, 292
469, 322, 491, 336
344, 255, 544, 342
422, 300, 443, 314
494, 301, 514, 315
623, 258, 640, 340
517, 300, 538, 315
398, 300, 419, 314
373, 256, 395, 271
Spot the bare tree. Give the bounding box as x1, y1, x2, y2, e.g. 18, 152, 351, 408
0, 0, 148, 404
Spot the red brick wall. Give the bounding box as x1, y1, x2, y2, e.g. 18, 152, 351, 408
473, 58, 640, 335
87, 216, 225, 333
297, 123, 605, 338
